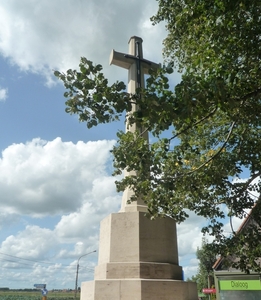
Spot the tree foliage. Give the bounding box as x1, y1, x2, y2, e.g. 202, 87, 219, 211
55, 0, 261, 273
189, 238, 217, 295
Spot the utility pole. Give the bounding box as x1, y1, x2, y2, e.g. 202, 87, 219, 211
74, 250, 96, 300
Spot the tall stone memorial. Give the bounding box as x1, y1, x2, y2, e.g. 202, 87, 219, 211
81, 36, 198, 300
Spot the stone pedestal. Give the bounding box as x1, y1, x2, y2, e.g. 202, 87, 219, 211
82, 279, 197, 300
80, 211, 198, 299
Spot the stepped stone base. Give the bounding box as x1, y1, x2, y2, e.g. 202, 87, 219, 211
81, 279, 198, 300
80, 211, 198, 299
95, 262, 182, 280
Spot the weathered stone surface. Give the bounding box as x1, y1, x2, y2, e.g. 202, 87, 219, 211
81, 211, 197, 299
82, 279, 197, 300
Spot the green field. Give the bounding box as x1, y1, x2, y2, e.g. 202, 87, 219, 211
0, 291, 80, 300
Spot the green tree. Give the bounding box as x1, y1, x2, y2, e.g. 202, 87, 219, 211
190, 238, 217, 297
55, 0, 261, 273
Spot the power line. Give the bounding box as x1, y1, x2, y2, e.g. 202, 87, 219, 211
0, 257, 36, 267
0, 252, 93, 268
0, 252, 73, 267
0, 252, 54, 265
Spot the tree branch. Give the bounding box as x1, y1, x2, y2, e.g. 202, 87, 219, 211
186, 121, 236, 175
235, 86, 261, 102
169, 106, 218, 143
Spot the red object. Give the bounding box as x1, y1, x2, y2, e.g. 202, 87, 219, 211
202, 288, 216, 294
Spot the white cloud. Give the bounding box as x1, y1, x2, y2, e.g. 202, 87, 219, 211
1, 225, 57, 260
55, 188, 120, 242
0, 222, 97, 288
176, 213, 208, 279
0, 137, 117, 216
183, 263, 199, 280
0, 87, 8, 101
177, 212, 206, 257
0, 0, 166, 86
0, 137, 120, 288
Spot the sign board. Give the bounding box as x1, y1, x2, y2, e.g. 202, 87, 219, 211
42, 288, 48, 295
34, 284, 46, 289
202, 288, 216, 294
219, 280, 261, 291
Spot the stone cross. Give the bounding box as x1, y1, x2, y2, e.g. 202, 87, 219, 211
109, 36, 160, 212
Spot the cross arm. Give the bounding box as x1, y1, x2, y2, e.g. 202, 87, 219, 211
109, 49, 132, 70
110, 49, 161, 74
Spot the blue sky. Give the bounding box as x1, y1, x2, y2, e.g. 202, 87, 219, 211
0, 0, 244, 291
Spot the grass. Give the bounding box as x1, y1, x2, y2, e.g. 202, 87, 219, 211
0, 291, 80, 300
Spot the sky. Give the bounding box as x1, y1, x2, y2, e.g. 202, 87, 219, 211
0, 0, 244, 291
